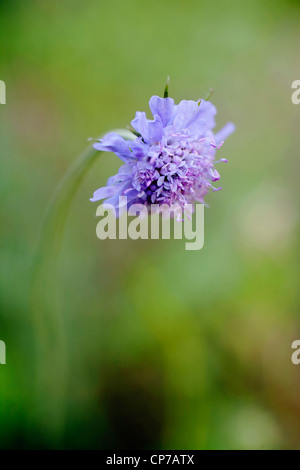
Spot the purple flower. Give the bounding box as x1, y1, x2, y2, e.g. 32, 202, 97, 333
90, 95, 235, 214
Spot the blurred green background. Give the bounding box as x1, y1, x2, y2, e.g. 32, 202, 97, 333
0, 0, 300, 450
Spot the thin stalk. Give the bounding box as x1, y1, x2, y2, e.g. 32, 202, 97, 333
30, 129, 134, 445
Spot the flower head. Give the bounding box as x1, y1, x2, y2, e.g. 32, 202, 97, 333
90, 95, 235, 215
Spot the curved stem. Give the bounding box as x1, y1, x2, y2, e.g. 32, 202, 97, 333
30, 129, 134, 444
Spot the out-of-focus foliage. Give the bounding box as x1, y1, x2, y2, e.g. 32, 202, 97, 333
0, 0, 299, 449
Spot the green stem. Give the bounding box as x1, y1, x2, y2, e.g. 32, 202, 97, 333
30, 129, 134, 445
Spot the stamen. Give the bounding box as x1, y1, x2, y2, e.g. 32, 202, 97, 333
124, 187, 135, 194
214, 158, 228, 164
